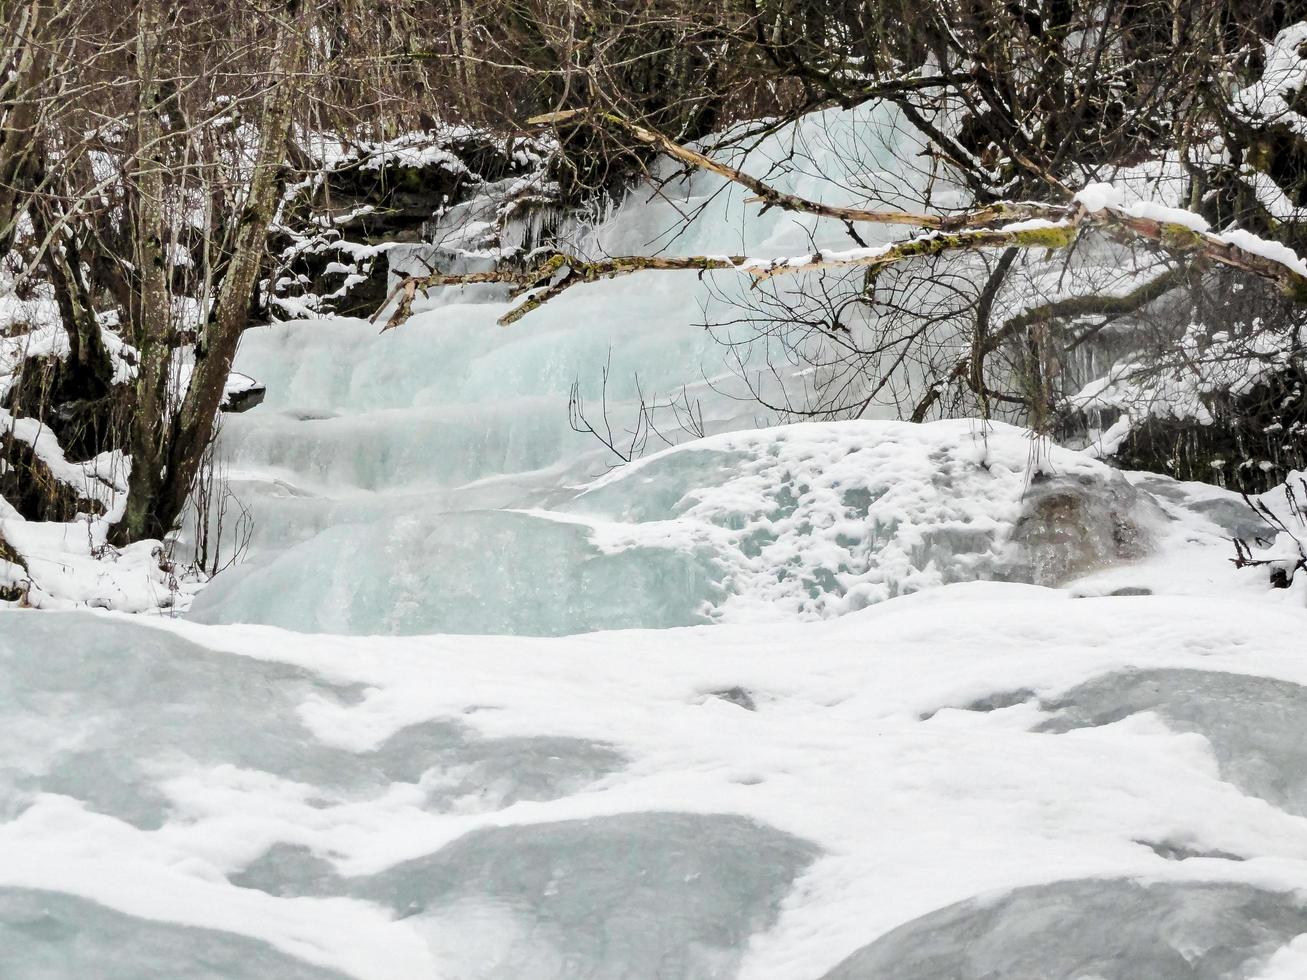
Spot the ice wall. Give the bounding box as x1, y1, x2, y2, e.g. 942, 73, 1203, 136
191, 105, 934, 586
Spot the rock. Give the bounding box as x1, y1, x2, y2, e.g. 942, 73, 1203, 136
1007, 469, 1164, 586
220, 373, 267, 414
0, 429, 106, 522
709, 686, 757, 711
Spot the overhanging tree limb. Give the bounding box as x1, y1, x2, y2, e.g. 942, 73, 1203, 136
374, 253, 748, 330
377, 205, 1307, 330
527, 108, 1049, 230
376, 113, 1307, 331
378, 200, 1307, 330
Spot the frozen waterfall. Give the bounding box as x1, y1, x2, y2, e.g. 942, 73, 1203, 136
4, 104, 1307, 979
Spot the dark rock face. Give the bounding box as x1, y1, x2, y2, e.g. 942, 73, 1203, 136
220, 375, 267, 414
0, 430, 106, 522
1110, 368, 1307, 494
820, 878, 1307, 980
272, 129, 569, 321
321, 131, 555, 245
3, 354, 126, 462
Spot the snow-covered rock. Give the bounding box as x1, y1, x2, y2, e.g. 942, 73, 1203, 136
820, 879, 1307, 979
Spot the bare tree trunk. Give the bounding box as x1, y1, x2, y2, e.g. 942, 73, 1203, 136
112, 0, 306, 544
457, 0, 477, 89
115, 0, 175, 544
142, 4, 306, 542
34, 201, 114, 397
0, 0, 56, 255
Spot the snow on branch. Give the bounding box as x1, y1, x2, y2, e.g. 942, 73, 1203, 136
372, 253, 749, 330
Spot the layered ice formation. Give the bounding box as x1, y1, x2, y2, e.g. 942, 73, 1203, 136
189, 419, 1166, 634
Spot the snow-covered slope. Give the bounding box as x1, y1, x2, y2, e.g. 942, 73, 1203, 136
6, 581, 1307, 978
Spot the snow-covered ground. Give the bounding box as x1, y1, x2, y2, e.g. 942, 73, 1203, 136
4, 104, 1307, 978
5, 558, 1307, 977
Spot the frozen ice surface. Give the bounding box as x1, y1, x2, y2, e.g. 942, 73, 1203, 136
187, 509, 720, 635
237, 814, 816, 980
1040, 668, 1307, 817
0, 888, 350, 980
8, 587, 1307, 978
0, 613, 624, 826
1128, 472, 1271, 541
365, 814, 817, 980
819, 878, 1307, 980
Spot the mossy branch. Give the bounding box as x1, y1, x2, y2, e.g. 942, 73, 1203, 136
373, 253, 747, 330
742, 221, 1079, 281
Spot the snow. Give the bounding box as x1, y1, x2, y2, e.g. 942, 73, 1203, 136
0, 409, 122, 514
0, 405, 202, 613
7, 574, 1307, 977
1236, 23, 1307, 140
1220, 228, 1307, 277
1072, 180, 1307, 280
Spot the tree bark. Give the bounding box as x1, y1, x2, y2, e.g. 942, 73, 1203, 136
112, 0, 306, 544
115, 0, 174, 544
0, 0, 57, 255
148, 3, 306, 540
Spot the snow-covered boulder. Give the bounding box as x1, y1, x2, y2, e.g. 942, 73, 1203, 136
821, 879, 1307, 979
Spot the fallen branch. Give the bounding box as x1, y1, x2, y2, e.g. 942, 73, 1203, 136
373, 252, 746, 330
